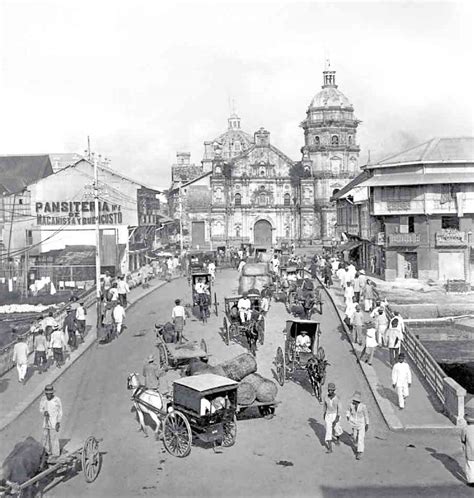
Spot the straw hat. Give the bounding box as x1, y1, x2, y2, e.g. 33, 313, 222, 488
352, 391, 362, 402
45, 384, 54, 393
147, 354, 155, 363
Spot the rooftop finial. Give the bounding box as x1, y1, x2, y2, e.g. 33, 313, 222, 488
322, 60, 337, 88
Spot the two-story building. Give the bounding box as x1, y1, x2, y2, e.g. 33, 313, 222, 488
357, 137, 474, 282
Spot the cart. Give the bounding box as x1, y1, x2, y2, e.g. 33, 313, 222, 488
163, 374, 238, 457
1, 437, 101, 497
156, 334, 209, 370
222, 294, 265, 349
274, 319, 327, 399
236, 400, 281, 419
190, 271, 219, 319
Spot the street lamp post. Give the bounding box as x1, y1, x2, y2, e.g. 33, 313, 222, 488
93, 158, 102, 330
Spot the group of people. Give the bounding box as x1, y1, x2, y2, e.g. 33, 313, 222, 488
12, 299, 88, 384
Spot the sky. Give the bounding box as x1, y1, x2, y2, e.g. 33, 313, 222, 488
0, 0, 473, 189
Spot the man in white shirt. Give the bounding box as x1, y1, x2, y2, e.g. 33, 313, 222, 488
238, 260, 246, 273
12, 336, 29, 383
238, 293, 252, 322
75, 302, 87, 340
208, 261, 216, 282
39, 384, 63, 457
108, 282, 119, 302
392, 352, 412, 409
172, 298, 186, 343
50, 325, 66, 368
271, 255, 280, 274
296, 331, 311, 353
117, 276, 130, 307
112, 303, 126, 335
41, 312, 59, 331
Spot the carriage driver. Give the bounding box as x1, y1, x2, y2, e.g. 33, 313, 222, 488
237, 292, 252, 323
295, 330, 311, 353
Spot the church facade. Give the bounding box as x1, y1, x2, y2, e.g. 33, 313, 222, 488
170, 66, 361, 250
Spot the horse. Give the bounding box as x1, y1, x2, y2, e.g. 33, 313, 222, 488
197, 293, 210, 323
244, 316, 259, 357
127, 373, 166, 439
306, 347, 330, 402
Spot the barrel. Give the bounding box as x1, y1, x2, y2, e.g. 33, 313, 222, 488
242, 263, 269, 276
237, 381, 256, 406
243, 373, 278, 403
216, 353, 257, 382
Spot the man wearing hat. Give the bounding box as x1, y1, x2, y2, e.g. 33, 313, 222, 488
392, 352, 412, 409
346, 391, 369, 460
143, 355, 164, 391
12, 336, 29, 384
39, 385, 63, 457
361, 320, 378, 365
323, 382, 343, 453
49, 324, 66, 368
238, 292, 252, 323
461, 403, 474, 486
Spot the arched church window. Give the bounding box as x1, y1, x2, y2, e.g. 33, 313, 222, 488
259, 193, 267, 206
331, 135, 339, 146
284, 193, 291, 206
348, 135, 353, 145
260, 168, 266, 177
314, 136, 320, 146
332, 188, 340, 197
234, 141, 241, 152
234, 193, 241, 207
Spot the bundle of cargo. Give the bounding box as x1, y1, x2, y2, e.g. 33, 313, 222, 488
215, 353, 257, 382
242, 373, 278, 403
238, 275, 273, 295
237, 381, 256, 406
241, 263, 270, 277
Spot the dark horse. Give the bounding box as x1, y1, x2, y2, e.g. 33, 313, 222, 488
306, 347, 329, 402
244, 316, 259, 357
197, 293, 210, 323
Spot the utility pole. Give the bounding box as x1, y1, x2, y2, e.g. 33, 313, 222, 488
93, 157, 102, 330
178, 186, 184, 253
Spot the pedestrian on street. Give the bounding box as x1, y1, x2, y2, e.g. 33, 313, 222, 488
172, 298, 186, 343
50, 325, 66, 367
374, 307, 389, 346
353, 272, 361, 303
12, 336, 29, 383
63, 306, 77, 351
208, 261, 216, 282
350, 304, 364, 346
360, 321, 377, 365
33, 329, 48, 374
112, 302, 126, 335
41, 312, 58, 333
75, 301, 87, 341
336, 265, 347, 289
323, 263, 333, 288
143, 354, 164, 391
344, 296, 357, 332
346, 391, 369, 460
392, 352, 412, 409
102, 271, 112, 300
387, 317, 403, 366
238, 260, 246, 273
344, 281, 354, 307
323, 382, 343, 454
117, 276, 130, 307
39, 384, 62, 457
363, 280, 375, 312
108, 282, 119, 302
461, 406, 474, 486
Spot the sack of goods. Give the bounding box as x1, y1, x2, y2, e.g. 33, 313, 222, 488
241, 263, 270, 277
215, 353, 257, 382
238, 275, 273, 295
237, 381, 257, 406
242, 373, 278, 403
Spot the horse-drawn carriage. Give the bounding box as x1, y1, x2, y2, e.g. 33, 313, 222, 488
155, 332, 208, 370
190, 271, 218, 321
127, 373, 238, 457
274, 319, 329, 401
222, 294, 265, 354
0, 436, 101, 497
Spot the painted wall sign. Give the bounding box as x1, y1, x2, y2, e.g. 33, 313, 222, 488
35, 201, 122, 225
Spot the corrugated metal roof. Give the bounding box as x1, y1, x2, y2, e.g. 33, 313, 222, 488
174, 374, 238, 392
0, 155, 53, 193
368, 137, 474, 169
331, 170, 370, 201
359, 172, 474, 187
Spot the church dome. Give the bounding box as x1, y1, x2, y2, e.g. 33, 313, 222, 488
310, 86, 352, 109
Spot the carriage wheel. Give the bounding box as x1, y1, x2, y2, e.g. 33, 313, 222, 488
222, 414, 237, 447
82, 436, 101, 483
258, 405, 276, 419
223, 318, 229, 345
275, 346, 285, 387
214, 292, 219, 316
163, 411, 192, 458
257, 319, 265, 345
200, 338, 208, 355
157, 340, 169, 369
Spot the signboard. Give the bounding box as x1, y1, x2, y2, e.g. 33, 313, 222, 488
35, 201, 122, 225
435, 230, 466, 247
387, 233, 420, 247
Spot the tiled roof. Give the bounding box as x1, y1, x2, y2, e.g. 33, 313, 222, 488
370, 137, 474, 168
0, 155, 53, 193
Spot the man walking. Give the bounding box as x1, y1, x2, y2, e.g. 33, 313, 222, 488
75, 301, 87, 341
143, 355, 165, 391
117, 276, 130, 307
112, 302, 126, 335
33, 329, 48, 374
50, 325, 66, 368
392, 352, 412, 409
39, 385, 62, 457
323, 383, 343, 454
346, 391, 369, 460
171, 298, 186, 343
360, 321, 378, 366
387, 317, 403, 366
12, 336, 29, 383
63, 306, 77, 351
350, 304, 364, 346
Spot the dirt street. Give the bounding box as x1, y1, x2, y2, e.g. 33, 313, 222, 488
0, 270, 471, 497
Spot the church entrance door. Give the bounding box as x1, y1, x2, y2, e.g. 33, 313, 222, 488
254, 219, 272, 248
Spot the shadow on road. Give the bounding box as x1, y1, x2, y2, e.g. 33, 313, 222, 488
0, 377, 10, 393
376, 385, 399, 407
425, 446, 466, 484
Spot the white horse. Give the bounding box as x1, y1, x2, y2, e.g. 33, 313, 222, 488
127, 373, 166, 439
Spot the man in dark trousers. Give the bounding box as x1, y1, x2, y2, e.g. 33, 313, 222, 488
63, 306, 77, 351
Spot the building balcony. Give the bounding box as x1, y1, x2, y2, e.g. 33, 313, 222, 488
435, 230, 467, 248
387, 232, 421, 247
